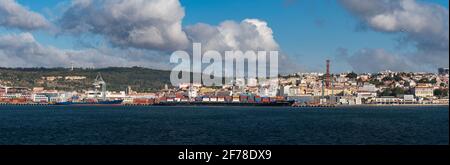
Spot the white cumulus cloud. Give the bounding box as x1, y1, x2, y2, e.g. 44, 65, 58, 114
0, 0, 51, 30
0, 33, 172, 69
339, 0, 449, 72
0, 0, 301, 73
185, 19, 279, 52
59, 0, 190, 51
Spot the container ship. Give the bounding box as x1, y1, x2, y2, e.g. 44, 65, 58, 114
55, 99, 123, 105
126, 95, 294, 106
55, 73, 123, 106
153, 101, 293, 106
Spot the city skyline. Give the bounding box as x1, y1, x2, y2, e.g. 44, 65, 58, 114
0, 1, 449, 159
0, 0, 449, 73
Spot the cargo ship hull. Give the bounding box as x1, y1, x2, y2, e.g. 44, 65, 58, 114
153, 101, 293, 106
55, 100, 123, 105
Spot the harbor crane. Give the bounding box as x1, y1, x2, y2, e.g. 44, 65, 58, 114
93, 73, 107, 101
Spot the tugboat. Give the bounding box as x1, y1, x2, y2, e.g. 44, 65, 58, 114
55, 73, 123, 105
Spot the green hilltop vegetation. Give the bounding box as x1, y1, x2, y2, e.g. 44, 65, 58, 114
0, 67, 172, 92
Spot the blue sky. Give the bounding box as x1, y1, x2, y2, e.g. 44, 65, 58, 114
2, 0, 449, 73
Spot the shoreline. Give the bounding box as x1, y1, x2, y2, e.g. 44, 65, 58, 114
338, 104, 449, 107
0, 103, 448, 107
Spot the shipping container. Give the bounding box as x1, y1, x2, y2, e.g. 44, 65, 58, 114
159, 97, 167, 102
255, 96, 262, 103
218, 97, 225, 102
232, 96, 240, 102
175, 93, 184, 99
210, 97, 218, 102
225, 96, 233, 102
195, 97, 203, 102
11, 98, 28, 104
248, 95, 255, 102
276, 96, 285, 102
240, 95, 248, 103
85, 98, 96, 103
133, 98, 155, 105
203, 97, 210, 102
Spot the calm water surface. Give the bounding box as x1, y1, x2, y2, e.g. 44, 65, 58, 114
0, 105, 448, 145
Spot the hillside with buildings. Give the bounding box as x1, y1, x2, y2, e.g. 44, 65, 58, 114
0, 67, 171, 92
0, 65, 449, 105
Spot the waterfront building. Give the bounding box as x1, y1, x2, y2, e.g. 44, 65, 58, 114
32, 94, 49, 103
356, 84, 378, 99
337, 96, 362, 105
288, 86, 301, 96
32, 87, 45, 93
433, 98, 449, 104
374, 96, 401, 104
279, 85, 291, 96
402, 95, 416, 104
414, 83, 434, 98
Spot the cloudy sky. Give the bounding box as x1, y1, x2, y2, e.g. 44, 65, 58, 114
0, 0, 448, 73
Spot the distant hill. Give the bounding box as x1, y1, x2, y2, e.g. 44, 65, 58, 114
0, 67, 172, 92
